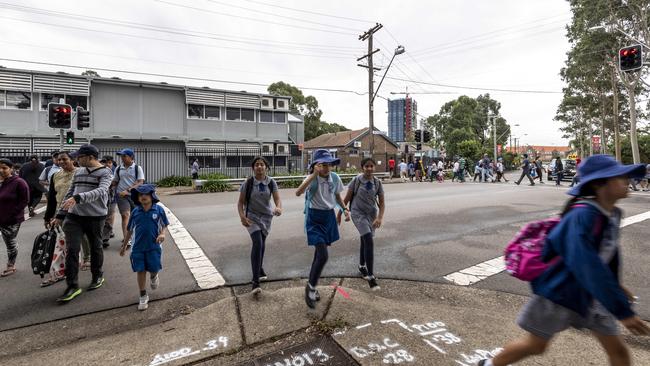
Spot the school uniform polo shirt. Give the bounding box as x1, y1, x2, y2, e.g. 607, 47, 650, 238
127, 204, 169, 252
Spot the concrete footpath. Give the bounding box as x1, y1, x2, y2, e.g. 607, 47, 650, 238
2, 279, 650, 366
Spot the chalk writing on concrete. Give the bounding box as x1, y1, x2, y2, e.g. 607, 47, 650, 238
149, 336, 229, 366
262, 347, 331, 366
348, 337, 415, 364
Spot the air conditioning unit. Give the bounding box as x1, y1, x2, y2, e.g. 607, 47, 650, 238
262, 143, 274, 154
275, 98, 289, 111
276, 144, 289, 154
353, 141, 362, 148
261, 97, 274, 109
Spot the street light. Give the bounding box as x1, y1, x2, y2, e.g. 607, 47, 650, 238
373, 45, 405, 104
588, 25, 649, 50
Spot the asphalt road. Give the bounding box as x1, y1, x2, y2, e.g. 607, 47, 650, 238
1, 177, 649, 330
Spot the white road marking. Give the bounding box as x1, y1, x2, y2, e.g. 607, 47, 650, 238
444, 210, 650, 286
158, 202, 225, 289
24, 206, 47, 221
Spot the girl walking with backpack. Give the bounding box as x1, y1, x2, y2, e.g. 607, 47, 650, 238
339, 158, 385, 290
481, 155, 650, 366
296, 149, 349, 309
237, 157, 282, 295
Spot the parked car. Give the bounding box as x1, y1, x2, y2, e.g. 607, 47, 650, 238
547, 159, 576, 182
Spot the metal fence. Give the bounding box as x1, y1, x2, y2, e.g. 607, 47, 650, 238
0, 146, 304, 182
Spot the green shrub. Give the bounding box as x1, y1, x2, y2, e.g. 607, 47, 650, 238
201, 179, 232, 193
277, 179, 303, 189
199, 173, 231, 180
157, 175, 192, 187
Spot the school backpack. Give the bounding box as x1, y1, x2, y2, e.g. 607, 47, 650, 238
304, 172, 342, 214
504, 202, 604, 281
244, 176, 275, 216
31, 229, 58, 278
349, 174, 381, 207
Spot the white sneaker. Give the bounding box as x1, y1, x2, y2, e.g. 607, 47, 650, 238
150, 274, 159, 290
138, 294, 149, 311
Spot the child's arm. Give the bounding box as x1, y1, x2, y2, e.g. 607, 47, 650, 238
295, 166, 319, 196
335, 192, 350, 222
119, 230, 133, 257
272, 187, 283, 216
373, 192, 385, 229
237, 190, 252, 227
156, 226, 168, 244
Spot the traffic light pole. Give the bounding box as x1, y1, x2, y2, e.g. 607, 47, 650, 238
59, 129, 64, 150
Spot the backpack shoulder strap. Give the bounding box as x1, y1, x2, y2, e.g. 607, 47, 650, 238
244, 176, 254, 212
135, 164, 140, 181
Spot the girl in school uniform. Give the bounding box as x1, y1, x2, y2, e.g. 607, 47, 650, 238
480, 155, 650, 366
295, 149, 349, 309
237, 157, 282, 295
340, 157, 385, 290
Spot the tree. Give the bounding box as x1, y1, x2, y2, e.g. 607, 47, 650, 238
268, 81, 348, 141
81, 70, 100, 77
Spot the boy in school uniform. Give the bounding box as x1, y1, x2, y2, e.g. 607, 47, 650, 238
119, 184, 169, 311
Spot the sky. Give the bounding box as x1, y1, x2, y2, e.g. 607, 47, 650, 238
0, 0, 573, 147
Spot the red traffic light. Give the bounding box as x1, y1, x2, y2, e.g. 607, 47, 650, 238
621, 49, 629, 56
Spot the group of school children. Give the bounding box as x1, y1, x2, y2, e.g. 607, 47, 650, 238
238, 149, 384, 309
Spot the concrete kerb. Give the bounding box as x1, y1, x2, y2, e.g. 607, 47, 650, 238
4, 279, 650, 366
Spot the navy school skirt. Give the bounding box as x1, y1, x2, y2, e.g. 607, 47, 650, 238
306, 208, 340, 246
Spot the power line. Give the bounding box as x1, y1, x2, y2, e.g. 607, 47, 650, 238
0, 16, 355, 59
379, 75, 563, 94
204, 0, 361, 32
154, 0, 357, 36
241, 0, 375, 24
0, 3, 361, 53
0, 58, 372, 95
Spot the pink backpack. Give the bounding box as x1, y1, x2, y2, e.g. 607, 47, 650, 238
505, 203, 602, 281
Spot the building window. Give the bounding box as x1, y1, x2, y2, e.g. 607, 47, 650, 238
240, 108, 255, 122
226, 107, 240, 121
273, 112, 287, 123
190, 156, 220, 168
260, 111, 273, 123
187, 104, 220, 119
241, 155, 256, 167
2, 90, 32, 110
226, 156, 240, 167
40, 93, 87, 110
188, 104, 203, 118
226, 107, 255, 122
273, 156, 286, 166
349, 149, 359, 157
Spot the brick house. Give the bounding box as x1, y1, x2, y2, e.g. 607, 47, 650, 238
507, 145, 572, 160
303, 128, 400, 172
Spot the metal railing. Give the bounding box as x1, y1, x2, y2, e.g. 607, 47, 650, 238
192, 172, 391, 189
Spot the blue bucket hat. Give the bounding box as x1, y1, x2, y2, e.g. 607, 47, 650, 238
116, 148, 135, 158
130, 184, 159, 206
568, 154, 646, 196
309, 149, 341, 169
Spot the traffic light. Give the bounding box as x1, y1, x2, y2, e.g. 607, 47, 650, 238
65, 131, 75, 145
619, 45, 643, 72
47, 103, 72, 129
416, 143, 422, 151
77, 106, 90, 130
414, 129, 422, 142
423, 130, 431, 143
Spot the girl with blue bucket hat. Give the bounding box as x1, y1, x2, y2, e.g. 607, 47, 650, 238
481, 155, 650, 366
295, 149, 349, 309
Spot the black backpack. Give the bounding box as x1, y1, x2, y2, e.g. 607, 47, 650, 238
31, 229, 58, 278
244, 176, 275, 216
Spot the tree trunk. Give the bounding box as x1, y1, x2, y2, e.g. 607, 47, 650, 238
611, 67, 621, 161
623, 73, 641, 164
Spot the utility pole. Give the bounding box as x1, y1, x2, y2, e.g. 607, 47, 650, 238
358, 23, 383, 157
490, 115, 497, 162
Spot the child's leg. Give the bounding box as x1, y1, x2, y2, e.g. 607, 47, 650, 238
359, 235, 366, 267
592, 332, 631, 366
137, 271, 147, 294
308, 243, 328, 287
250, 231, 263, 285
261, 233, 267, 270
361, 233, 374, 276
490, 332, 550, 366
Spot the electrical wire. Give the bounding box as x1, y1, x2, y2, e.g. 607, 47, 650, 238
380, 75, 563, 94
240, 0, 375, 24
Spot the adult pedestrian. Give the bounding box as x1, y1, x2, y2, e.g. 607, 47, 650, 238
111, 148, 145, 248
43, 151, 79, 286
388, 157, 395, 180
496, 158, 508, 182
414, 158, 423, 182
452, 159, 460, 182
554, 156, 564, 186
54, 144, 113, 302
237, 157, 282, 295
296, 149, 349, 309
479, 155, 650, 366
437, 159, 444, 181
39, 151, 61, 188
19, 155, 45, 217
0, 158, 29, 277
473, 161, 482, 182
398, 159, 408, 183
514, 154, 535, 186
408, 160, 415, 182
458, 157, 467, 182
480, 154, 492, 183
101, 155, 117, 247
191, 159, 200, 180
534, 156, 546, 184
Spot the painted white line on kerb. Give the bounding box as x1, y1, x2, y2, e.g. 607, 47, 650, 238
444, 210, 650, 286
24, 206, 47, 221
158, 202, 225, 289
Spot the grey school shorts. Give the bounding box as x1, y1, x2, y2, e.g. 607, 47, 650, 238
115, 195, 133, 214
517, 295, 619, 340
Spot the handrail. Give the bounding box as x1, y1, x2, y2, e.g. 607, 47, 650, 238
192, 172, 391, 189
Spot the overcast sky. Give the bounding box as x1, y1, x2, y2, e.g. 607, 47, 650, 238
0, 0, 573, 146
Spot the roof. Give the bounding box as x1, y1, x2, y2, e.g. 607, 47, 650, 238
304, 128, 399, 149
0, 66, 291, 100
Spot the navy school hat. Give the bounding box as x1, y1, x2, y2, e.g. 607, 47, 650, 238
130, 184, 159, 206
116, 148, 135, 158
568, 154, 646, 196
309, 149, 341, 170
73, 144, 99, 158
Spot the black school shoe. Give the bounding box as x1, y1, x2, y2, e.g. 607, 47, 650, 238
259, 269, 268, 281
358, 265, 370, 280
87, 276, 105, 291
57, 286, 82, 302
368, 276, 381, 291
102, 240, 110, 249
251, 283, 262, 295
477, 360, 487, 366
304, 284, 316, 309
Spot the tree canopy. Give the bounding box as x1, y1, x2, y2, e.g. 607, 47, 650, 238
267, 81, 348, 141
